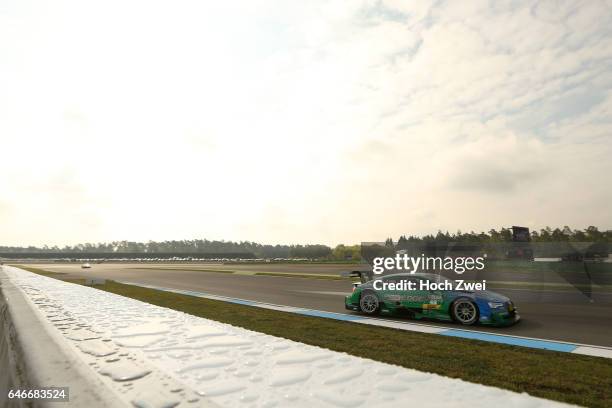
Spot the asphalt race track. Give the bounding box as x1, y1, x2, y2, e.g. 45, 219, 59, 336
21, 263, 612, 347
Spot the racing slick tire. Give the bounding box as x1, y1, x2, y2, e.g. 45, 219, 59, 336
451, 298, 479, 325
359, 290, 381, 315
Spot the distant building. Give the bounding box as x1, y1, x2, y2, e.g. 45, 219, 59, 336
511, 226, 531, 242
506, 226, 533, 260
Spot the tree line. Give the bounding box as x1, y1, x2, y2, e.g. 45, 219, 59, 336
1, 226, 609, 260
392, 226, 611, 247
0, 240, 332, 259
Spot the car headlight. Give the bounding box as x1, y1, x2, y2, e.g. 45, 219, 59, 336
488, 302, 504, 309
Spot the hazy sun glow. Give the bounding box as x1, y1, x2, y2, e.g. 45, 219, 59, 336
1, 0, 611, 246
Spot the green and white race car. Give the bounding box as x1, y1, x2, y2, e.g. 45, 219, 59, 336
344, 272, 519, 326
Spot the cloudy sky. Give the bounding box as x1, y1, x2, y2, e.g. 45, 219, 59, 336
1, 0, 611, 247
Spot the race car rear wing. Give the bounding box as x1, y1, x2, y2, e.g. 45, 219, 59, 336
340, 270, 373, 284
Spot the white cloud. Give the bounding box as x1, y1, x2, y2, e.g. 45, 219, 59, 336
0, 0, 610, 246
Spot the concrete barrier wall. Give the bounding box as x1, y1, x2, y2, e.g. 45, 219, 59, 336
0, 268, 126, 407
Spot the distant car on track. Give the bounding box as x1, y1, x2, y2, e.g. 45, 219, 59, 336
345, 272, 519, 326
81, 263, 92, 269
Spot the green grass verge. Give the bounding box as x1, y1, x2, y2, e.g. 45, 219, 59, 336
14, 265, 612, 407
130, 267, 346, 280
131, 267, 235, 274
253, 272, 344, 280
14, 265, 66, 276
12, 265, 90, 285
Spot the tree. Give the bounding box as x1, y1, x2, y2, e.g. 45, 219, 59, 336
396, 235, 409, 250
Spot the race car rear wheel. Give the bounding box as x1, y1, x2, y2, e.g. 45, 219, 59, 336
452, 299, 479, 325
359, 291, 380, 315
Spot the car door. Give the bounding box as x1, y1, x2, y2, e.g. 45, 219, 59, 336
377, 275, 404, 307
417, 276, 447, 316
400, 276, 430, 312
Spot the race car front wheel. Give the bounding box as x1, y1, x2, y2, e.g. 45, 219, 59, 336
359, 291, 380, 315
452, 299, 479, 325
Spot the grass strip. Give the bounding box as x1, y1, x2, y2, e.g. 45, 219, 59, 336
131, 267, 234, 274
253, 272, 345, 280
130, 267, 346, 280
14, 265, 67, 276
15, 265, 612, 407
